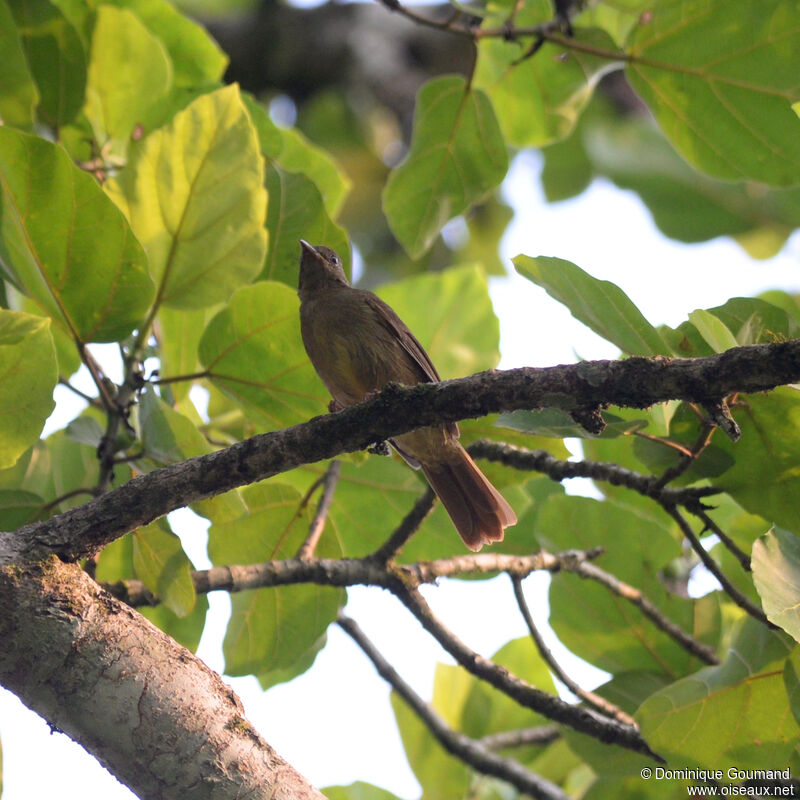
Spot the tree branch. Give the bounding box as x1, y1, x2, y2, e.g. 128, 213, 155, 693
338, 613, 570, 800
0, 558, 324, 800
5, 342, 799, 564
511, 575, 636, 724
389, 582, 663, 761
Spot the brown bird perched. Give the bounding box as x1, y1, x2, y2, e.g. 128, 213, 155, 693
298, 240, 517, 551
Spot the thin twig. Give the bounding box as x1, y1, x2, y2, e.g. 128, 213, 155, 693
511, 575, 637, 723
369, 486, 436, 563
58, 378, 101, 407
480, 726, 560, 750
108, 549, 606, 607
151, 371, 209, 386
337, 613, 570, 800
467, 440, 721, 505
664, 506, 772, 628
389, 582, 662, 761
563, 559, 719, 665
376, 0, 471, 35
651, 422, 716, 491
297, 460, 341, 560
686, 505, 751, 573
634, 431, 694, 458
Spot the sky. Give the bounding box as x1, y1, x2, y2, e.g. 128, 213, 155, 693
2, 150, 800, 800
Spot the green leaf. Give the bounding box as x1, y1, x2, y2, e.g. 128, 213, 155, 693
576, 0, 651, 46
133, 520, 196, 617
106, 84, 267, 310
0, 488, 43, 528
383, 75, 508, 259
753, 528, 800, 641
208, 482, 344, 682
139, 386, 211, 464
475, 13, 620, 148
199, 281, 327, 430
323, 782, 403, 800
585, 119, 800, 251
64, 416, 104, 448
0, 310, 56, 469
83, 5, 172, 156
0, 127, 154, 342
261, 165, 350, 288
0, 0, 38, 129
9, 0, 86, 128
497, 408, 648, 439
155, 305, 215, 401
390, 691, 472, 800
626, 0, 800, 185
98, 531, 208, 651
637, 618, 800, 767
277, 126, 351, 218
687, 309, 739, 353
103, 0, 227, 85
714, 388, 800, 535
514, 255, 672, 356
539, 495, 718, 678
376, 265, 500, 379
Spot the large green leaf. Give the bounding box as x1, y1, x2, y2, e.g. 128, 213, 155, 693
97, 529, 208, 651
539, 495, 718, 678
323, 783, 402, 800
261, 165, 350, 288
208, 482, 343, 683
753, 528, 800, 642
0, 127, 154, 342
475, 2, 620, 148
383, 75, 508, 259
0, 310, 56, 469
133, 520, 196, 617
0, 0, 38, 129
626, 0, 800, 185
376, 264, 500, 379
714, 388, 800, 535
585, 119, 800, 255
103, 0, 227, 85
8, 0, 86, 128
83, 5, 172, 156
277, 126, 351, 219
0, 489, 43, 528
514, 255, 672, 356
637, 619, 800, 767
198, 281, 327, 429
390, 691, 472, 800
106, 84, 267, 310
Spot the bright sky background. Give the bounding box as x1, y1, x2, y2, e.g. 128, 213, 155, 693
2, 149, 800, 800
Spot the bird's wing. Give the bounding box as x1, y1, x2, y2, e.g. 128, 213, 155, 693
362, 291, 459, 439
362, 291, 441, 382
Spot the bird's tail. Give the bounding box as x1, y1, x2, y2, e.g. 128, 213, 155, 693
421, 444, 517, 551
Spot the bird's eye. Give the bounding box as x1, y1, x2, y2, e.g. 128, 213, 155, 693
331, 256, 340, 267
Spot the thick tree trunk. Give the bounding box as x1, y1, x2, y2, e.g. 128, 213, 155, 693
0, 558, 324, 800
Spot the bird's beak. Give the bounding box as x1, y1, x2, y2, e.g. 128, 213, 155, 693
299, 239, 316, 256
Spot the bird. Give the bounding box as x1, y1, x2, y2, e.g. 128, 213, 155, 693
298, 240, 517, 551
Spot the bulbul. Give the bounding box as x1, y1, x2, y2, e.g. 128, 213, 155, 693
298, 240, 517, 551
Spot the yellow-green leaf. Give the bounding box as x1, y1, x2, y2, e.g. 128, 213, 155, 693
383, 75, 508, 259
107, 84, 267, 310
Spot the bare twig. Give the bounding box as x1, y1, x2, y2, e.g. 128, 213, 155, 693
390, 582, 662, 761
369, 486, 436, 563
664, 506, 772, 628
562, 559, 719, 665
467, 440, 721, 506
511, 576, 636, 723
686, 505, 751, 573
58, 378, 101, 407
651, 422, 716, 491
338, 613, 570, 800
108, 549, 606, 607
151, 371, 210, 386
480, 726, 560, 750
297, 460, 341, 560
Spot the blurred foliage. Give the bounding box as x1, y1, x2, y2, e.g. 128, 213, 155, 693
2, 0, 800, 797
